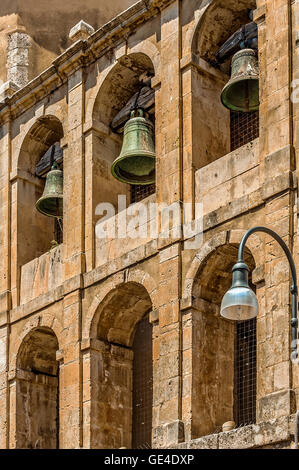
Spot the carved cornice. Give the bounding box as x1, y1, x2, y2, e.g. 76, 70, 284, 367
0, 0, 174, 123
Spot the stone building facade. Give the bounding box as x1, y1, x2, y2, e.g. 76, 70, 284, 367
0, 0, 298, 449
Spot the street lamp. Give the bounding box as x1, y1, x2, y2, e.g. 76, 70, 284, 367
220, 226, 298, 361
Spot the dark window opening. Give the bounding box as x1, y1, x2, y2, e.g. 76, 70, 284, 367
55, 219, 63, 245
230, 111, 259, 152
131, 184, 156, 204
132, 315, 153, 449
234, 317, 257, 427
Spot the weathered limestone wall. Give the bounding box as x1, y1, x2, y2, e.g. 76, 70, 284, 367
195, 139, 260, 215
20, 245, 63, 305
95, 194, 156, 268
16, 372, 58, 449
0, 0, 297, 450
89, 343, 133, 449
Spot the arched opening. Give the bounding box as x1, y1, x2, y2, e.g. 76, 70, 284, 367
191, 0, 258, 169
91, 53, 156, 216
16, 327, 59, 448
90, 282, 153, 448
16, 116, 64, 268
89, 53, 156, 269
191, 243, 256, 438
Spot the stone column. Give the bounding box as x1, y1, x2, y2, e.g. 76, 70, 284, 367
7, 31, 31, 89
153, 1, 184, 448
0, 325, 8, 448
153, 243, 184, 448
0, 112, 12, 314
292, 0, 299, 409
156, 0, 181, 209
8, 370, 17, 448
0, 110, 13, 449
59, 290, 82, 448
64, 66, 85, 280
180, 307, 194, 442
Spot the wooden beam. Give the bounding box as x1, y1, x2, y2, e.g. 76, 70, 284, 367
35, 142, 63, 176
111, 86, 155, 132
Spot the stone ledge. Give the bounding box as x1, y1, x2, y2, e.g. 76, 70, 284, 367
261, 172, 294, 202
0, 0, 168, 122
84, 239, 158, 289
7, 239, 158, 324
0, 80, 20, 101
169, 417, 291, 449
10, 285, 64, 324
190, 175, 295, 239
6, 168, 296, 324
154, 420, 185, 448
258, 390, 296, 422
264, 145, 294, 180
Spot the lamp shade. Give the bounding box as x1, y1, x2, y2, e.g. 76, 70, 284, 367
220, 262, 258, 321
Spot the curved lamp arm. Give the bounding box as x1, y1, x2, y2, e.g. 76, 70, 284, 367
238, 226, 298, 360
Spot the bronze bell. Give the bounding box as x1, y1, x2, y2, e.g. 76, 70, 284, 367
111, 108, 155, 185
221, 48, 259, 113
36, 162, 63, 218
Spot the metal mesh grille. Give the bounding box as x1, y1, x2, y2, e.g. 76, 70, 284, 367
230, 111, 259, 151
132, 315, 153, 449
131, 184, 155, 204
234, 318, 257, 427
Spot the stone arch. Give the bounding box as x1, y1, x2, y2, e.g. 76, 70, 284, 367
87, 46, 159, 126
14, 115, 65, 274
185, 0, 258, 170
183, 229, 261, 439
86, 277, 155, 448
92, 51, 155, 127
85, 52, 157, 271
16, 115, 64, 172
84, 268, 158, 341
15, 325, 60, 448
127, 40, 160, 83
85, 61, 116, 129
191, 0, 257, 63
95, 281, 152, 347
16, 326, 59, 374
11, 312, 63, 370
183, 229, 263, 305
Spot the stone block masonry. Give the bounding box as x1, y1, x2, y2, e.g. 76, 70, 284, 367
0, 0, 297, 450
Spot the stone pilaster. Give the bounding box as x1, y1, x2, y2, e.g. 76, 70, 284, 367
64, 68, 85, 280
0, 326, 8, 448
254, 1, 295, 421
156, 0, 182, 209
153, 243, 184, 448
59, 290, 82, 448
